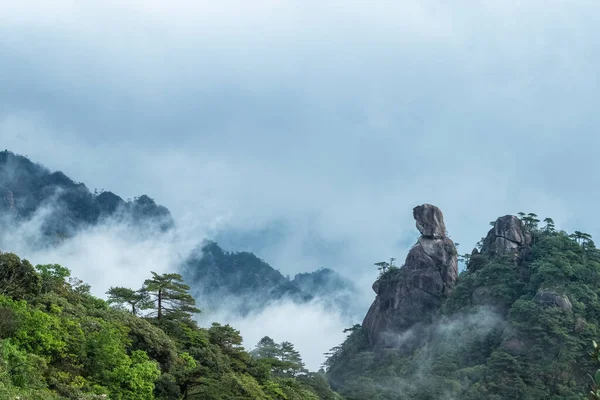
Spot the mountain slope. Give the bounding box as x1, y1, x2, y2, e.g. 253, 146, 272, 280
0, 150, 174, 240
182, 241, 357, 317
325, 207, 599, 400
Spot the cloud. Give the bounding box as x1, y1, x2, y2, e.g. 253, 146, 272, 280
0, 200, 356, 371
2, 0, 600, 370
199, 298, 352, 371
0, 201, 211, 298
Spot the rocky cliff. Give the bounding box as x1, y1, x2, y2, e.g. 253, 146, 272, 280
362, 204, 458, 345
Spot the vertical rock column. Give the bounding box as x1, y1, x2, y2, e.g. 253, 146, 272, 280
362, 204, 458, 345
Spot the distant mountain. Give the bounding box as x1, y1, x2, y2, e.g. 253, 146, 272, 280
0, 150, 358, 318
182, 240, 357, 317
0, 150, 173, 242
292, 268, 360, 318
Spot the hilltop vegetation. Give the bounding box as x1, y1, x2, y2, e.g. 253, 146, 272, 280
0, 251, 341, 399
325, 214, 600, 399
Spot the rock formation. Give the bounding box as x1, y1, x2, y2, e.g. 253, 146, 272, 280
362, 204, 458, 345
468, 215, 531, 271
535, 289, 572, 311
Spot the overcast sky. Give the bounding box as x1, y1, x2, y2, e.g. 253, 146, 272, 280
2, 1, 600, 302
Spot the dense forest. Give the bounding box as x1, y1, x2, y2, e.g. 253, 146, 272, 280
0, 251, 342, 399
324, 212, 600, 399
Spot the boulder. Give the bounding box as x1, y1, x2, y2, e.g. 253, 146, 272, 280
535, 290, 572, 311
413, 204, 446, 239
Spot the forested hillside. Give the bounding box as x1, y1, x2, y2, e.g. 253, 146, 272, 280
0, 150, 173, 240
0, 250, 341, 399
325, 208, 600, 399
182, 240, 357, 317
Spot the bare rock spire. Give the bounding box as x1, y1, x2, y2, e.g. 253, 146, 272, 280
362, 204, 458, 346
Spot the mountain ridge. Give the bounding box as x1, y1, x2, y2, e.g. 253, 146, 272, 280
0, 150, 358, 318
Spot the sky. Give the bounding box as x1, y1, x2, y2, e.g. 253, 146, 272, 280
2, 0, 600, 368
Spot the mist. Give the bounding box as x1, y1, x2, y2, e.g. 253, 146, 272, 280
0, 200, 357, 370
199, 299, 353, 371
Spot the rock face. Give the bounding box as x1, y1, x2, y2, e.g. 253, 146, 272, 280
362, 204, 458, 345
479, 215, 531, 261
413, 204, 446, 239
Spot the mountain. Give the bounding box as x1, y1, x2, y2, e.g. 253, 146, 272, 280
0, 150, 358, 319
0, 150, 174, 242
292, 268, 361, 319
182, 240, 357, 317
324, 205, 600, 399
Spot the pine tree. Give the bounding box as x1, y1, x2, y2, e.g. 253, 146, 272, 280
279, 341, 306, 377
106, 286, 148, 315
252, 336, 281, 360
141, 272, 200, 321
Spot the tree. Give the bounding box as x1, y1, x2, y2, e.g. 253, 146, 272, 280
106, 286, 148, 315
0, 252, 41, 299
459, 253, 472, 266
35, 264, 70, 294
279, 341, 306, 377
590, 341, 600, 399
571, 231, 594, 248
543, 217, 556, 233
252, 336, 281, 360
208, 323, 249, 371
375, 258, 396, 276
141, 272, 200, 321
521, 213, 540, 231
475, 238, 485, 251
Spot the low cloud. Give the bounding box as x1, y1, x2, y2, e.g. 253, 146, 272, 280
200, 298, 354, 371
0, 203, 359, 370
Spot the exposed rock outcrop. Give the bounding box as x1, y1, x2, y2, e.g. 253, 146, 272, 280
481, 215, 531, 258
468, 216, 531, 271
413, 204, 446, 239
535, 290, 572, 311
362, 204, 458, 345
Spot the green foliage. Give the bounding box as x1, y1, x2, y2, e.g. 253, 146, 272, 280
252, 336, 308, 377
106, 286, 148, 315
141, 272, 200, 322
0, 253, 340, 399
0, 252, 42, 299
326, 215, 600, 399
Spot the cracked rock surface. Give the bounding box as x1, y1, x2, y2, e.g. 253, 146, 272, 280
362, 204, 458, 345
480, 215, 531, 260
